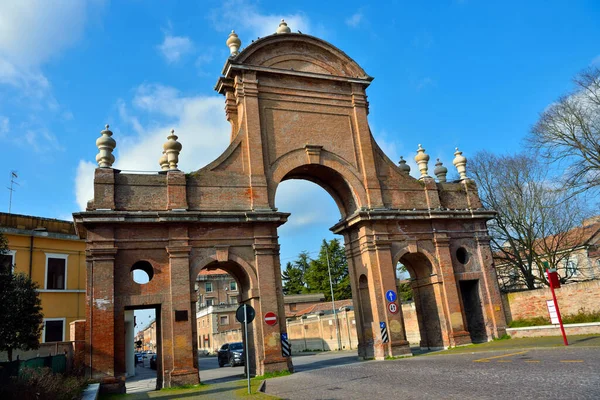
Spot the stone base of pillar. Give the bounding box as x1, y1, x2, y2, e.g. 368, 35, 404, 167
451, 331, 472, 347
99, 376, 125, 394
260, 359, 291, 376
168, 368, 200, 387
357, 342, 375, 360
391, 340, 412, 357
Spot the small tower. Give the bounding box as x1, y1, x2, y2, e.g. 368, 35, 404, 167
96, 124, 116, 168
398, 156, 411, 175
163, 129, 182, 171
453, 148, 468, 181
414, 144, 430, 180
226, 30, 241, 56
276, 19, 291, 34
434, 159, 448, 182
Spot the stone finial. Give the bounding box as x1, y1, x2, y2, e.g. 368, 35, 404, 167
398, 156, 411, 175
163, 129, 182, 171
414, 144, 430, 179
226, 30, 241, 56
159, 151, 169, 171
96, 124, 116, 168
453, 147, 468, 180
434, 158, 448, 182
276, 19, 291, 34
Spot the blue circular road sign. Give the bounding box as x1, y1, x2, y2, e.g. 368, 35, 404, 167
386, 290, 397, 302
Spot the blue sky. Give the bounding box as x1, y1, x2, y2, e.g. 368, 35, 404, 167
1, 1, 599, 330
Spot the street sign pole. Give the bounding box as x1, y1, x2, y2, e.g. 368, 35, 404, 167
546, 269, 568, 346
244, 304, 251, 393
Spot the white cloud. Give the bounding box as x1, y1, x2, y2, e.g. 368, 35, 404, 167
157, 35, 195, 64
0, 116, 8, 135
416, 77, 436, 91
75, 161, 96, 211
345, 12, 363, 28
74, 83, 231, 209
214, 1, 311, 38
0, 1, 101, 94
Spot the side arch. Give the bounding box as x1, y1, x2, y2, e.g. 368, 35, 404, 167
392, 245, 441, 278
190, 251, 259, 293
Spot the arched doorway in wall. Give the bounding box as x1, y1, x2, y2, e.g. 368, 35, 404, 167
193, 259, 255, 382
395, 253, 444, 350
274, 165, 362, 369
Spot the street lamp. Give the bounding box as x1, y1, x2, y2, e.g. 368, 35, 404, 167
325, 245, 342, 351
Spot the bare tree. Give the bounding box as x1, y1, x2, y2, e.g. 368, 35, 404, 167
470, 151, 589, 291
530, 67, 600, 194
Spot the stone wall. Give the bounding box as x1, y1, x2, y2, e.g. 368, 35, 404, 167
502, 280, 600, 322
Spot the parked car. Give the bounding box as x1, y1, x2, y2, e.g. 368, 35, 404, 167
218, 342, 244, 367
135, 353, 144, 363
150, 354, 157, 370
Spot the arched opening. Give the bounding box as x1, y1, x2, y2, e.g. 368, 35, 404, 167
275, 170, 361, 369
396, 253, 444, 350
194, 260, 253, 383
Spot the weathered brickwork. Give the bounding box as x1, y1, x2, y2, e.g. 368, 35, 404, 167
74, 33, 507, 392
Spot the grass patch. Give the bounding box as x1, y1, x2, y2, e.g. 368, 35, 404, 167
160, 382, 205, 391
493, 334, 512, 341
508, 316, 550, 328
252, 370, 292, 380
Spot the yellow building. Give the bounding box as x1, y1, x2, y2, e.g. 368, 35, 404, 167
0, 212, 85, 343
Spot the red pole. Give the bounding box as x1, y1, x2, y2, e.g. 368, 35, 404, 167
546, 269, 568, 346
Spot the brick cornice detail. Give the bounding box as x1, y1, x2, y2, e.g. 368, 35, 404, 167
89, 248, 118, 261
253, 243, 279, 256
167, 246, 192, 258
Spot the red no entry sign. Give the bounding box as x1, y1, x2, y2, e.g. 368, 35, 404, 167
264, 311, 278, 326
388, 302, 399, 314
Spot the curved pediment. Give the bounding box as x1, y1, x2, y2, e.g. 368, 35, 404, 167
233, 33, 370, 80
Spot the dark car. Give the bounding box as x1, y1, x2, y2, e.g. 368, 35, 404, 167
150, 354, 157, 370
135, 353, 144, 363
218, 342, 244, 367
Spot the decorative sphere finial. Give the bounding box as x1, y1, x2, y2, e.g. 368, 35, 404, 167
276, 19, 291, 34
96, 124, 116, 168
398, 156, 411, 175
414, 144, 430, 180
226, 30, 242, 56
163, 128, 182, 171
453, 147, 468, 181
434, 158, 448, 183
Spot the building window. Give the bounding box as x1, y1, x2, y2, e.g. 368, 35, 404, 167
229, 296, 238, 305
46, 254, 68, 290
206, 298, 214, 307
0, 250, 15, 274
220, 315, 229, 325
230, 281, 237, 291
43, 319, 65, 342
565, 259, 578, 276
205, 282, 213, 293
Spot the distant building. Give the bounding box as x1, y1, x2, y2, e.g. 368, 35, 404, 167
496, 216, 600, 291
0, 212, 86, 343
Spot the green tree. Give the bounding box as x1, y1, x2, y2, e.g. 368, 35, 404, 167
304, 239, 351, 300
0, 233, 44, 361
281, 261, 305, 295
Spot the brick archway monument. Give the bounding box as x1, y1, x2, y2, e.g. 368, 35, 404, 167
74, 26, 507, 393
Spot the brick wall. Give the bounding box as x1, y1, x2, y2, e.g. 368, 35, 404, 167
502, 280, 600, 322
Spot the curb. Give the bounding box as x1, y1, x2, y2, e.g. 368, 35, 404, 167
82, 383, 100, 400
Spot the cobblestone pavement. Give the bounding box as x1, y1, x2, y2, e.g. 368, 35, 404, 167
265, 347, 600, 399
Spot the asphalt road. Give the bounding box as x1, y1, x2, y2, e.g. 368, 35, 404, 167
264, 348, 600, 399
198, 350, 361, 384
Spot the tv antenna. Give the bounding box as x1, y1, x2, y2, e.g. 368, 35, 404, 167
7, 171, 18, 214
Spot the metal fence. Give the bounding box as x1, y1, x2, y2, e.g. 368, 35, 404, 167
0, 354, 67, 382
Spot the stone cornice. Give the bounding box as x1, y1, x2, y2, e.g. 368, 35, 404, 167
74, 210, 290, 230
330, 208, 497, 234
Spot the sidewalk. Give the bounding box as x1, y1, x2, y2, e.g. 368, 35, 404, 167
419, 334, 600, 356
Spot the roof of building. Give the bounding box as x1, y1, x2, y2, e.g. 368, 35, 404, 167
0, 212, 79, 240
286, 298, 353, 318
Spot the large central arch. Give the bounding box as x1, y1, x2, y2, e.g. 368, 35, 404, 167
74, 27, 507, 393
